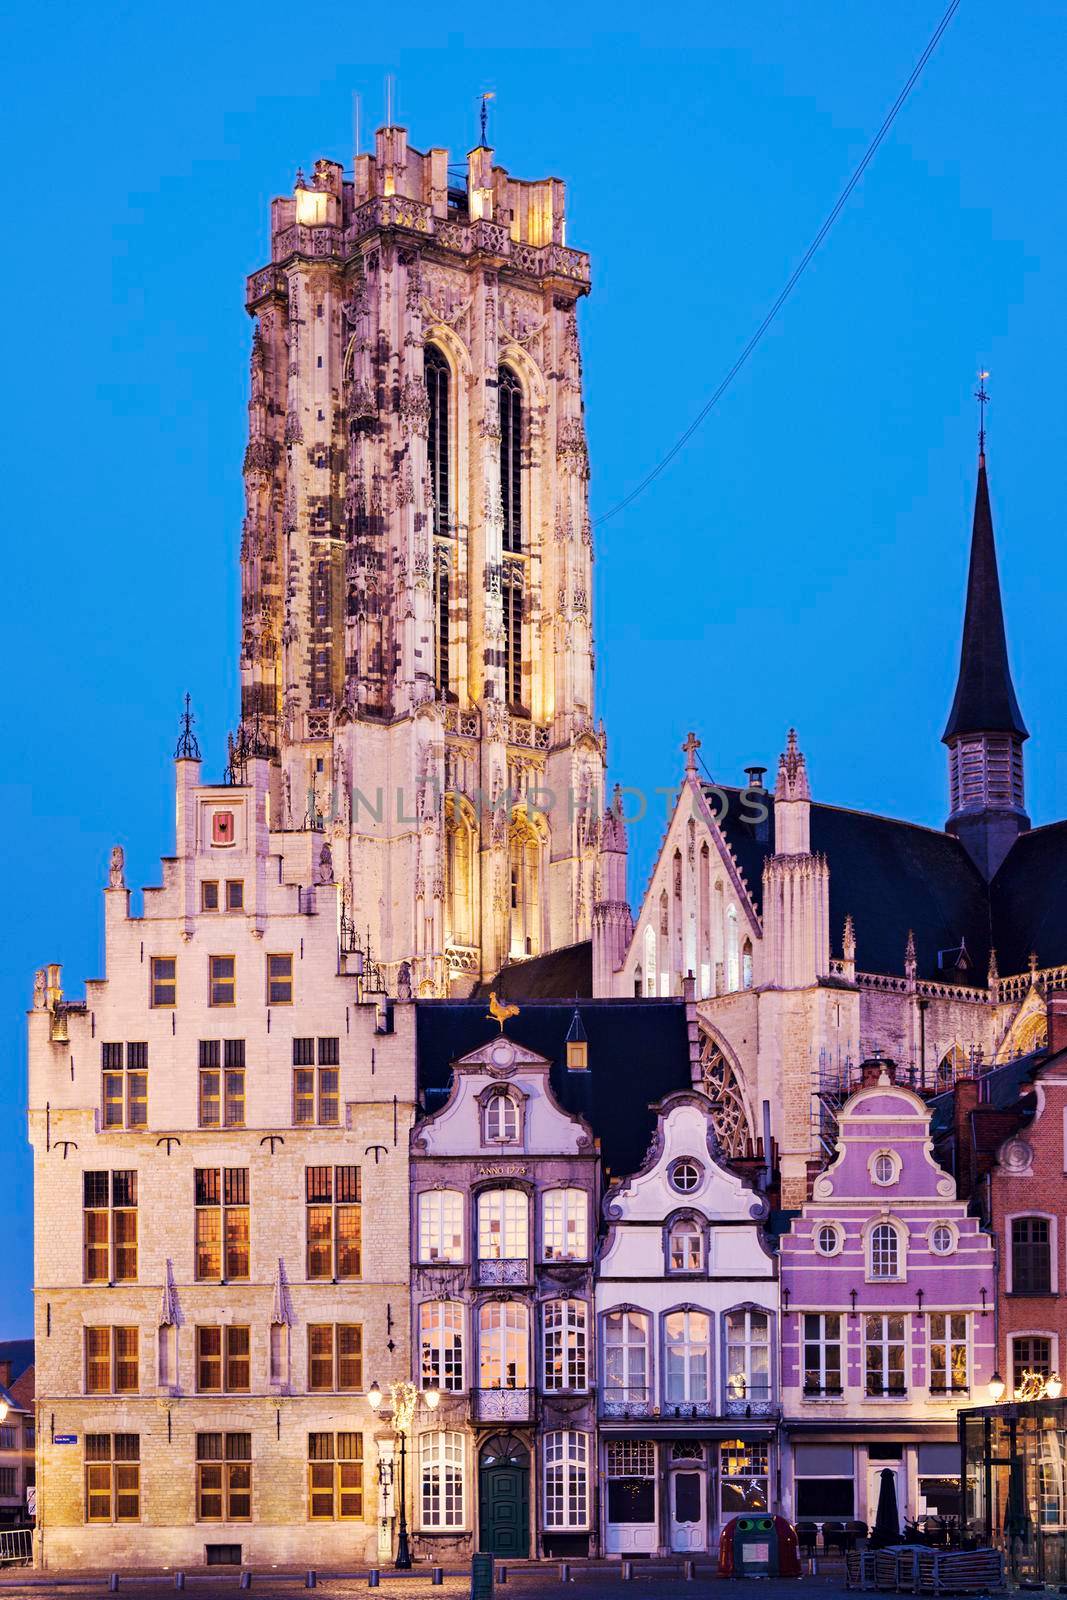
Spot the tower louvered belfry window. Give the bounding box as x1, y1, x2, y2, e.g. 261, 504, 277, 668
425, 345, 450, 536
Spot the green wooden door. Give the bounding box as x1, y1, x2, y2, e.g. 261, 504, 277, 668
478, 1436, 530, 1557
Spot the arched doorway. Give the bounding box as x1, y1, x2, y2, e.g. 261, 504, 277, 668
478, 1433, 530, 1557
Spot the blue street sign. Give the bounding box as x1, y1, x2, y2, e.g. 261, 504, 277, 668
53, 1435, 77, 1445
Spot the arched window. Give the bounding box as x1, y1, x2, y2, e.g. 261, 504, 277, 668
697, 1029, 752, 1158
434, 545, 451, 696
542, 1189, 588, 1262
741, 939, 753, 990
508, 815, 540, 958
725, 1309, 771, 1404
664, 1310, 710, 1404
726, 906, 740, 992
419, 1431, 465, 1529
478, 1301, 529, 1389
542, 1301, 588, 1391
476, 1190, 529, 1264
499, 365, 523, 553
869, 1221, 902, 1280
603, 1310, 650, 1406
418, 1189, 465, 1264
484, 1091, 520, 1146
444, 801, 475, 947
667, 1217, 704, 1275
643, 925, 656, 996
424, 345, 450, 535
502, 563, 523, 708
418, 1301, 464, 1392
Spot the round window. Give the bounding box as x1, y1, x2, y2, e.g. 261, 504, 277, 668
670, 1160, 702, 1194
930, 1223, 955, 1256
816, 1223, 842, 1257
873, 1152, 898, 1186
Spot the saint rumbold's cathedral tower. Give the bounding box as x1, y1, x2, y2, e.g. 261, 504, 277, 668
241, 125, 607, 994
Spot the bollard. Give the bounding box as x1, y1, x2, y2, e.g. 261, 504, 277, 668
808, 1556, 818, 1578
683, 1559, 695, 1581
622, 1559, 634, 1581
368, 1569, 380, 1588
496, 1565, 508, 1584
432, 1569, 444, 1586
240, 1575, 253, 1591
306, 1573, 317, 1591
109, 1578, 120, 1594
561, 1562, 571, 1583
175, 1577, 186, 1593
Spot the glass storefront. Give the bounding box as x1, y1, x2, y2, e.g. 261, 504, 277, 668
961, 1401, 1067, 1585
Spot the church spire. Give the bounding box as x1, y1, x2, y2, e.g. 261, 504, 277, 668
942, 380, 1029, 879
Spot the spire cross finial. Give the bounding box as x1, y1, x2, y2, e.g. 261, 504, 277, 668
682, 731, 701, 776
478, 91, 495, 146
175, 692, 201, 761
975, 369, 990, 459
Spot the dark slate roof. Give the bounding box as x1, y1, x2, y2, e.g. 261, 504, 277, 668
990, 822, 1067, 973
415, 998, 692, 1179
472, 942, 593, 1002
715, 788, 992, 982
928, 1048, 1047, 1139
942, 456, 1028, 742
0, 1340, 34, 1384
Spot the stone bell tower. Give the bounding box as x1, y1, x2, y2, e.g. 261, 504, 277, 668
240, 123, 607, 994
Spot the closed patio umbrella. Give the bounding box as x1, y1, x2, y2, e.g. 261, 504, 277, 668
871, 1469, 902, 1549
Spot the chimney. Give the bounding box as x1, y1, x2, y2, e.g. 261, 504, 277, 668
0, 1359, 11, 1387
860, 1056, 896, 1087
952, 1078, 981, 1199
1048, 992, 1067, 1056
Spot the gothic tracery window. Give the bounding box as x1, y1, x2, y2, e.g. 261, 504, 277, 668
499, 365, 523, 554
508, 815, 541, 959
444, 800, 475, 947
425, 345, 450, 536
698, 1030, 751, 1158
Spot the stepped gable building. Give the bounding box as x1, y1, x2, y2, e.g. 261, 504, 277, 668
408, 1028, 600, 1562
28, 743, 418, 1570
595, 1091, 779, 1559
778, 1063, 995, 1535
556, 439, 1067, 1207
241, 122, 609, 998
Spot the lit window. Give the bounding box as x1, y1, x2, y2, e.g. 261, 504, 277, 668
308, 1433, 363, 1521
292, 1037, 339, 1125
419, 1431, 464, 1529
306, 1166, 361, 1280
720, 1439, 768, 1516
670, 1160, 701, 1195
83, 1171, 137, 1284
543, 1300, 588, 1392
209, 955, 235, 1007
101, 1043, 148, 1130
419, 1302, 464, 1392
196, 1325, 250, 1393
929, 1312, 968, 1393
665, 1310, 710, 1404
478, 1301, 529, 1389
267, 953, 293, 1005
477, 1189, 528, 1262
542, 1189, 588, 1262
724, 1309, 771, 1405
194, 1168, 249, 1282
603, 1311, 650, 1406
150, 957, 176, 1008
566, 1040, 588, 1071
418, 1190, 464, 1263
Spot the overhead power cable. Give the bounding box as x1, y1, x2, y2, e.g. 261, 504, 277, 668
593, 0, 963, 528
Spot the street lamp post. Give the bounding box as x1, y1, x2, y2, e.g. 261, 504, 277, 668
368, 1378, 440, 1569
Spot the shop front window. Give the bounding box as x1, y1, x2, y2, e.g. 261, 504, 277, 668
720, 1439, 769, 1516
606, 1440, 656, 1526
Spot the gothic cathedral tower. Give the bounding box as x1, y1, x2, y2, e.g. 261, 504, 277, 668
241, 125, 606, 995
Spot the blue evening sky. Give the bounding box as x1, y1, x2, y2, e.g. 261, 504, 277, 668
2, 3, 1064, 1333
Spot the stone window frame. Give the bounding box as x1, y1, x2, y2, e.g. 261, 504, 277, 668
663, 1208, 710, 1278
417, 1428, 469, 1533
475, 1083, 527, 1150
599, 1301, 654, 1407
472, 1180, 533, 1267
814, 1219, 846, 1258
540, 1181, 592, 1265
862, 1214, 909, 1284
660, 1301, 713, 1408
1010, 1330, 1059, 1392
869, 1148, 902, 1188
721, 1300, 777, 1409
417, 1299, 466, 1394
540, 1297, 590, 1394
927, 1219, 960, 1257
416, 1186, 467, 1267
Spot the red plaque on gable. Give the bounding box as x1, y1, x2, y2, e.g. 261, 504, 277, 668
212, 811, 235, 846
